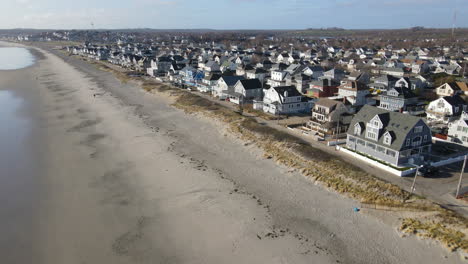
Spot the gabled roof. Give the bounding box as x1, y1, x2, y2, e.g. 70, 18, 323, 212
220, 76, 245, 86
348, 105, 428, 151
443, 95, 466, 106
315, 98, 342, 109
273, 86, 302, 97
237, 79, 262, 90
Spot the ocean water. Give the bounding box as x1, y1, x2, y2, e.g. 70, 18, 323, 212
0, 47, 35, 70
0, 50, 39, 262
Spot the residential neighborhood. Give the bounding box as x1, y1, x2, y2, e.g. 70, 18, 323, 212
48, 30, 468, 173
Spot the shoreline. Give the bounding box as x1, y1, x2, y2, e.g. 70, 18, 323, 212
0, 41, 465, 263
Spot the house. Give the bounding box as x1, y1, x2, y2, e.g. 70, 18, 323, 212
448, 112, 468, 146
268, 69, 288, 87
198, 73, 221, 93
322, 68, 346, 82
435, 82, 468, 97
307, 98, 353, 138
213, 75, 245, 98
381, 67, 405, 77
179, 66, 205, 86
227, 79, 263, 104
378, 87, 420, 113
246, 68, 267, 82
337, 80, 375, 107
426, 95, 467, 123
346, 71, 370, 84
286, 74, 312, 93
307, 78, 340, 98
346, 105, 432, 166
262, 86, 312, 115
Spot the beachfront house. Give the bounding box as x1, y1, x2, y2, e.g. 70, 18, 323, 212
346, 105, 432, 166
227, 79, 263, 104
262, 86, 312, 115
307, 98, 353, 138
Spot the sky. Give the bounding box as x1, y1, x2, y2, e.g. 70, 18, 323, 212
1, 0, 467, 30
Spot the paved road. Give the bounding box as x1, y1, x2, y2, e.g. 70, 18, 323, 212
187, 88, 468, 217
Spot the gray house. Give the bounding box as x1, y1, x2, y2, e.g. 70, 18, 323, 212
346, 105, 432, 166
378, 87, 425, 115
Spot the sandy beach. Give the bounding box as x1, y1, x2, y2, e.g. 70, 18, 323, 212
0, 41, 463, 263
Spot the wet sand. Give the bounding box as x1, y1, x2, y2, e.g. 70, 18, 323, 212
0, 41, 463, 263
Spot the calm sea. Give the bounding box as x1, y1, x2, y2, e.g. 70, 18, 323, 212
0, 47, 39, 263
0, 47, 35, 70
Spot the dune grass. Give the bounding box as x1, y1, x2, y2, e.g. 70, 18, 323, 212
80, 56, 468, 254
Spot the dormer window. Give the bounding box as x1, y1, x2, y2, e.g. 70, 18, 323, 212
383, 132, 393, 146
354, 123, 362, 135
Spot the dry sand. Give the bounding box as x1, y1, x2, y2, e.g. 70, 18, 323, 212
0, 41, 464, 263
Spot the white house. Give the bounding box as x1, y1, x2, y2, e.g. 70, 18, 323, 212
426, 95, 467, 124
448, 112, 468, 146
227, 79, 263, 104
436, 82, 468, 97
337, 80, 375, 107
262, 86, 312, 115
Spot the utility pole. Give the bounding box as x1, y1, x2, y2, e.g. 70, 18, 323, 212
410, 165, 419, 195
335, 117, 340, 150
456, 155, 467, 199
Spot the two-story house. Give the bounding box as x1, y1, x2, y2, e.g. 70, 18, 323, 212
337, 80, 375, 107
227, 79, 263, 104
213, 76, 245, 98
198, 73, 221, 93
307, 98, 353, 138
426, 95, 467, 123
378, 87, 422, 114
346, 105, 432, 166
262, 86, 312, 115
448, 112, 468, 146
268, 69, 288, 87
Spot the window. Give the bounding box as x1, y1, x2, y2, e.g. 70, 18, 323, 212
458, 126, 462, 132
463, 136, 467, 142
384, 133, 392, 145
357, 139, 365, 146
413, 136, 422, 146
354, 124, 362, 135
387, 150, 396, 157
366, 142, 376, 150
414, 126, 423, 133
348, 137, 356, 142
423, 135, 428, 142
406, 139, 410, 147
463, 127, 468, 133
377, 146, 386, 153
367, 131, 377, 140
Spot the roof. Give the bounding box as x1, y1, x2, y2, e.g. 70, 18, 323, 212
457, 82, 468, 92
237, 79, 262, 90
315, 98, 341, 109
443, 95, 466, 106
348, 105, 428, 151
221, 76, 245, 86
273, 86, 302, 97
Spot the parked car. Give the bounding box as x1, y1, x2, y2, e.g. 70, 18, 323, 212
417, 165, 439, 177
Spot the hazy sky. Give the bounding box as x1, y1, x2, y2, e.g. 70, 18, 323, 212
1, 0, 467, 29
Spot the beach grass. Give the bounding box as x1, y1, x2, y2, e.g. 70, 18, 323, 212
79, 56, 468, 254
